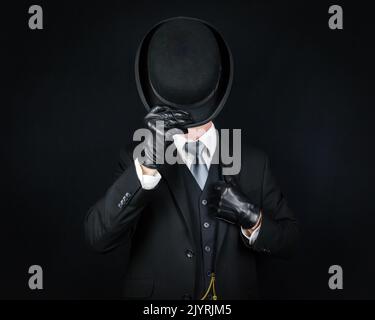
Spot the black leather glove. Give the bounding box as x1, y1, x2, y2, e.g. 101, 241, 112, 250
209, 176, 261, 229
141, 106, 193, 169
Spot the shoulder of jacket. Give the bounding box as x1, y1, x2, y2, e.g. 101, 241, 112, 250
241, 145, 268, 164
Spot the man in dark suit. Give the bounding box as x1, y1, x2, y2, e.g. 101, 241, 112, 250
85, 17, 299, 300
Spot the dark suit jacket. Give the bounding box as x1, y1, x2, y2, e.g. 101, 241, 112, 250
85, 145, 299, 299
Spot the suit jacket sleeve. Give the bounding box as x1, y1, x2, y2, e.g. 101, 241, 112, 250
251, 155, 299, 258
84, 148, 154, 253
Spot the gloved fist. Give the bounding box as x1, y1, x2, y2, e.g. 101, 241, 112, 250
209, 176, 261, 229
141, 105, 193, 169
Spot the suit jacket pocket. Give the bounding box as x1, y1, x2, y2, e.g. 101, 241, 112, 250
123, 277, 154, 299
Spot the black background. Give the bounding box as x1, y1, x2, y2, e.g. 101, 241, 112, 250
3, 0, 375, 299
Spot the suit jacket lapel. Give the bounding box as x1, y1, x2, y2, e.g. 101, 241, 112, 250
159, 161, 195, 243
214, 162, 229, 266
214, 219, 228, 264
207, 131, 229, 266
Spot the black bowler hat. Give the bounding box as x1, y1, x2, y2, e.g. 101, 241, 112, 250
135, 17, 233, 127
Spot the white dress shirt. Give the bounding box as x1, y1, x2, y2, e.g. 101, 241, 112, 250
134, 122, 260, 245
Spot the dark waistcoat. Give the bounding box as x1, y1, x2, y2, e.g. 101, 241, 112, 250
180, 162, 221, 299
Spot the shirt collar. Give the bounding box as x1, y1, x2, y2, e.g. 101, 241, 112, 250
173, 122, 217, 168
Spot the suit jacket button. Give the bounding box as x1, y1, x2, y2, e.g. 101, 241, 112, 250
182, 294, 192, 300
185, 249, 194, 258
125, 192, 131, 198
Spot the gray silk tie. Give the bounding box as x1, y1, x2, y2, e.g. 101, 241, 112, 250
185, 140, 209, 190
